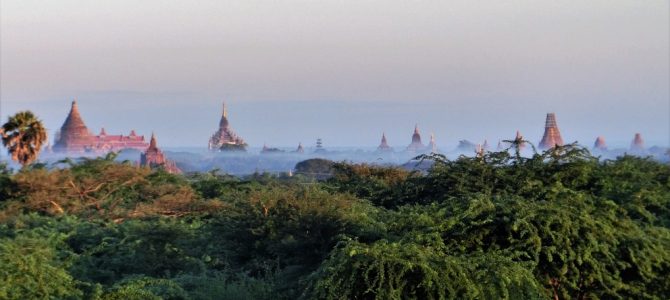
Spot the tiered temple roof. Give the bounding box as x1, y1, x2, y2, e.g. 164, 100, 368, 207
538, 113, 564, 150
406, 125, 425, 152
208, 102, 247, 151
140, 133, 181, 174
53, 100, 149, 153
377, 133, 393, 152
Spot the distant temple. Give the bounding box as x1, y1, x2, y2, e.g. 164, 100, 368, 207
208, 102, 247, 151
294, 143, 305, 154
261, 143, 284, 154
593, 136, 607, 151
377, 133, 393, 152
482, 139, 490, 151
515, 130, 526, 150
538, 113, 564, 150
630, 133, 645, 151
314, 138, 326, 153
140, 133, 181, 174
426, 133, 438, 153
53, 100, 148, 153
406, 125, 425, 152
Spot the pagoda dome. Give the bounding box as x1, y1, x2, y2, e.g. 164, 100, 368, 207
59, 100, 90, 138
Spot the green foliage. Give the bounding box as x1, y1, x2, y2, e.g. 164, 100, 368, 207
294, 158, 335, 179
306, 239, 543, 300
68, 218, 207, 284
0, 162, 15, 202
101, 276, 189, 300
329, 163, 415, 208
0, 235, 82, 300
0, 145, 668, 299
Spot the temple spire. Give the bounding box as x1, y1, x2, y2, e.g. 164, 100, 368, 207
219, 102, 230, 129
631, 133, 644, 151
378, 132, 392, 152
149, 132, 158, 149
407, 124, 424, 152
427, 133, 438, 153
58, 98, 90, 138
538, 113, 564, 149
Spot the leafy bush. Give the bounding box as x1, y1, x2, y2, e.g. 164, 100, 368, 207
0, 146, 668, 299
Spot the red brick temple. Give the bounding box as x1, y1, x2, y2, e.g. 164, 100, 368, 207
140, 133, 181, 174
538, 113, 564, 150
53, 100, 149, 153
406, 125, 425, 152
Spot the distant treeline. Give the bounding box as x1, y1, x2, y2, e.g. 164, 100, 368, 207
0, 145, 669, 299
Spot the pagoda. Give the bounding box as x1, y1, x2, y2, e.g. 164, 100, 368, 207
538, 113, 564, 150
261, 143, 284, 154
314, 138, 326, 153
593, 136, 607, 151
515, 130, 526, 150
294, 143, 305, 154
53, 100, 149, 153
377, 133, 393, 152
208, 102, 247, 151
630, 133, 644, 151
425, 133, 438, 153
140, 133, 181, 174
406, 125, 425, 152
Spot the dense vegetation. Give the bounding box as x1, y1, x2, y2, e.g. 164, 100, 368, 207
0, 145, 668, 299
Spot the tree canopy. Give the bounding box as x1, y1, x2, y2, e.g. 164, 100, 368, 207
0, 145, 668, 299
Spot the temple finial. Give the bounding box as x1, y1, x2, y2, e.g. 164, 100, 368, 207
223, 102, 228, 118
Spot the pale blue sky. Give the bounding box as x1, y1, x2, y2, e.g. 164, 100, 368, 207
1, 0, 668, 148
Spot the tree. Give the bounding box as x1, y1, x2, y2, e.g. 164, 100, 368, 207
294, 158, 334, 180
1, 111, 48, 167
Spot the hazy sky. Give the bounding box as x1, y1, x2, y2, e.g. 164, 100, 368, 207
1, 0, 668, 148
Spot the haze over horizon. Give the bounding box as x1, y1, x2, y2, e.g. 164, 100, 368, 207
1, 1, 668, 148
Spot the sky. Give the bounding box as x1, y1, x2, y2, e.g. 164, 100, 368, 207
1, 0, 668, 148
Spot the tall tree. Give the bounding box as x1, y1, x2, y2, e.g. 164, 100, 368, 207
1, 111, 48, 166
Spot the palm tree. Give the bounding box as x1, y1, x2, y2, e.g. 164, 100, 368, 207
1, 111, 48, 166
